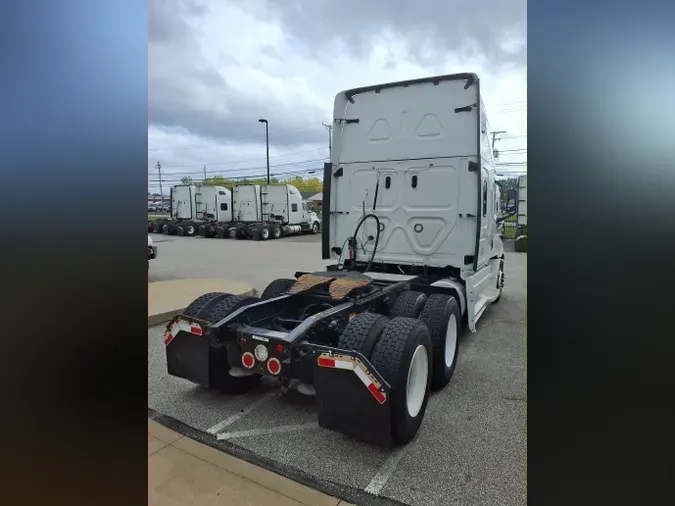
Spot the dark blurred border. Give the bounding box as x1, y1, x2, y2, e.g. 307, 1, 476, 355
2, 0, 675, 505
0, 1, 148, 505
528, 0, 674, 504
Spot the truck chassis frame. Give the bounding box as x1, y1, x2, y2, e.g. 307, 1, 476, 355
164, 268, 475, 446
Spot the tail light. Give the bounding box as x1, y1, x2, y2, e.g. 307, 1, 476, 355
267, 358, 281, 376
241, 352, 255, 369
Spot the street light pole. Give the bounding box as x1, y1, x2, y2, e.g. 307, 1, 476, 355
258, 118, 270, 183
322, 122, 332, 160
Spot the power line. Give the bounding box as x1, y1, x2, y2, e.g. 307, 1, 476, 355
491, 107, 527, 115
148, 157, 328, 176
149, 167, 323, 183
153, 148, 328, 169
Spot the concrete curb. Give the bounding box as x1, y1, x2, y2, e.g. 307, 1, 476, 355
148, 409, 408, 506
148, 278, 254, 327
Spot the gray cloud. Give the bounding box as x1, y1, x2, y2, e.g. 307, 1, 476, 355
149, 0, 329, 146
149, 0, 526, 171
245, 0, 526, 65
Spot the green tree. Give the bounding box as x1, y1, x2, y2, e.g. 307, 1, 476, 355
180, 176, 193, 185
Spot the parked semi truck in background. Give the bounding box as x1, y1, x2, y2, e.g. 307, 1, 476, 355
193, 183, 321, 240
516, 175, 527, 236
217, 183, 320, 240
150, 184, 232, 236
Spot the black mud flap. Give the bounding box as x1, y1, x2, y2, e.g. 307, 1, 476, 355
313, 351, 393, 446
165, 317, 211, 387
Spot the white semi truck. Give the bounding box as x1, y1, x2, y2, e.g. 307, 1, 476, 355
200, 183, 321, 240
516, 174, 527, 235
163, 73, 505, 445
150, 184, 232, 236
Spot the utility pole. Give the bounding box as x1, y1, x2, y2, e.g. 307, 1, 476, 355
203, 165, 207, 181
155, 161, 163, 200
258, 118, 270, 183
322, 122, 332, 160
491, 130, 507, 160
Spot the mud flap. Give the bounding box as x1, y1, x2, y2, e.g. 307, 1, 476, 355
165, 318, 211, 387
313, 352, 393, 446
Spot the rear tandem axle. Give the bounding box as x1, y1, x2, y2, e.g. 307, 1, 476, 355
164, 270, 467, 446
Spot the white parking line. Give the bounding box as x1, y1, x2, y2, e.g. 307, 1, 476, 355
206, 393, 275, 435
216, 422, 318, 440
364, 447, 406, 496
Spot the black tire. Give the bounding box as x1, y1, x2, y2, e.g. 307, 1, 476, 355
201, 294, 259, 323
186, 223, 198, 237
200, 294, 261, 394
162, 224, 170, 235
390, 291, 428, 318
370, 317, 433, 445
419, 294, 461, 389
493, 258, 504, 303
260, 225, 271, 241
177, 224, 186, 236
337, 312, 389, 360
182, 292, 232, 318
260, 278, 295, 300
270, 224, 282, 239
311, 222, 319, 234
235, 225, 247, 240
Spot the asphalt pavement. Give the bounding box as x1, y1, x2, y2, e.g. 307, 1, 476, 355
148, 234, 526, 506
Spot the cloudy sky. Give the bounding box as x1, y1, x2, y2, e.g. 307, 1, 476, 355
149, 0, 527, 194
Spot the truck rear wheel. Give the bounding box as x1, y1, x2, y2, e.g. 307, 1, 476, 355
235, 225, 247, 239
419, 294, 460, 389
259, 226, 270, 240
390, 291, 428, 319
182, 292, 232, 318
177, 224, 186, 236
370, 317, 432, 445
260, 278, 295, 300
201, 294, 261, 394
270, 224, 282, 239
337, 312, 389, 360
493, 258, 504, 303
185, 223, 197, 236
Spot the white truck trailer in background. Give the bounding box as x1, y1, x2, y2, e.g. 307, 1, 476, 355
206, 183, 321, 240
516, 175, 527, 235
150, 184, 232, 236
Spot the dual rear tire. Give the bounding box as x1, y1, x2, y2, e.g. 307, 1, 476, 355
337, 312, 433, 445
180, 292, 262, 394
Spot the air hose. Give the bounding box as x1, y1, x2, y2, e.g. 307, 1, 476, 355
350, 213, 381, 272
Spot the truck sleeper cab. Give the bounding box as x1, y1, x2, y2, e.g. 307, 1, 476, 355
164, 73, 506, 446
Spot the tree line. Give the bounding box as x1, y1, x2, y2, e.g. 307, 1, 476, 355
180, 175, 323, 194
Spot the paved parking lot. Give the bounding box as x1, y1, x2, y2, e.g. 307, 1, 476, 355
148, 234, 526, 506
149, 233, 326, 292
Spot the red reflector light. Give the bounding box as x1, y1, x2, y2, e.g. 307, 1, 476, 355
267, 358, 281, 375
276, 344, 284, 353
368, 383, 387, 404
190, 326, 202, 336
241, 352, 255, 369
317, 357, 335, 368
